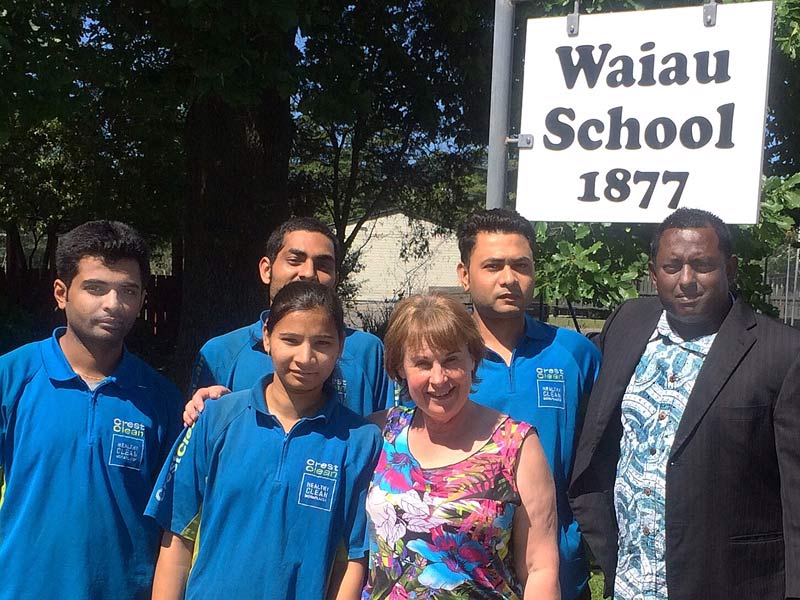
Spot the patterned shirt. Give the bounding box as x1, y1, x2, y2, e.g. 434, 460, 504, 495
363, 405, 534, 599
614, 312, 716, 600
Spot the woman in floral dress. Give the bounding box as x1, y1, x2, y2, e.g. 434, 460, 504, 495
363, 293, 560, 600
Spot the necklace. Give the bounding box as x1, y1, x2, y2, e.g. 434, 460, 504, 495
75, 371, 107, 381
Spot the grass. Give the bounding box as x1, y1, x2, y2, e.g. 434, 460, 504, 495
547, 316, 606, 332
588, 571, 606, 599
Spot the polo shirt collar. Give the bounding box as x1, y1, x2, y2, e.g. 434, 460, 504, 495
250, 373, 340, 425
248, 310, 270, 350
41, 327, 138, 388
482, 313, 547, 362
522, 313, 550, 341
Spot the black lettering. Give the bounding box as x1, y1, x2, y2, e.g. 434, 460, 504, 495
606, 56, 635, 88
716, 103, 735, 148
543, 107, 576, 150
645, 117, 677, 149
607, 107, 641, 150
659, 52, 690, 85
695, 50, 731, 84
578, 119, 605, 150
679, 116, 713, 149
555, 44, 611, 89
639, 42, 656, 86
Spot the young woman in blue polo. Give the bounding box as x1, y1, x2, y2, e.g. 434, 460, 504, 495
146, 281, 382, 600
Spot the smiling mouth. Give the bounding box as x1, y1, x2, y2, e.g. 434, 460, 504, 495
290, 371, 318, 378
427, 388, 454, 399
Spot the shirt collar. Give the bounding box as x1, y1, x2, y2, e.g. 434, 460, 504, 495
652, 311, 716, 355
522, 313, 550, 341
41, 327, 137, 388
250, 373, 340, 424
248, 310, 270, 350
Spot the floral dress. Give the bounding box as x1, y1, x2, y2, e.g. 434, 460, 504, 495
363, 405, 535, 600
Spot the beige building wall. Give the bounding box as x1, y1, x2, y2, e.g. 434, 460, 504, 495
344, 212, 461, 303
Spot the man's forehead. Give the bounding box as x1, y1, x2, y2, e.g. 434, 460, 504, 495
279, 230, 335, 256
659, 227, 721, 254
472, 231, 534, 258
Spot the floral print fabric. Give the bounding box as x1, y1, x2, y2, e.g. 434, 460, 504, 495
363, 405, 534, 600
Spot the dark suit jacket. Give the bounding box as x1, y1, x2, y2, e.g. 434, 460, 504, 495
569, 296, 800, 600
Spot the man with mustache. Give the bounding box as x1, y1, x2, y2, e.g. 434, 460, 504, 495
456, 209, 601, 600
0, 220, 181, 599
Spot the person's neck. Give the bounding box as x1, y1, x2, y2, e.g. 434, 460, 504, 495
412, 400, 480, 447
265, 378, 326, 433
59, 327, 123, 379
666, 314, 725, 340
471, 308, 526, 365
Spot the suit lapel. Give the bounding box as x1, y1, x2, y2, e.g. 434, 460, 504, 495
670, 299, 756, 458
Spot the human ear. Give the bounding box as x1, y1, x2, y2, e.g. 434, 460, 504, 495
457, 262, 470, 292
53, 279, 69, 309
726, 255, 739, 285
258, 257, 272, 286
262, 324, 270, 355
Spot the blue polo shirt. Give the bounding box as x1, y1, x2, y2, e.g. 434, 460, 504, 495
191, 310, 392, 415
470, 314, 601, 600
0, 328, 182, 600
146, 375, 382, 600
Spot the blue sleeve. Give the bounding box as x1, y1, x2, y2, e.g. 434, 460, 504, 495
344, 426, 382, 559
190, 347, 217, 395
583, 341, 602, 397
363, 336, 392, 412
159, 386, 185, 468
373, 342, 393, 411
145, 418, 211, 541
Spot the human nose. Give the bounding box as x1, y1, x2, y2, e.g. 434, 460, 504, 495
296, 342, 315, 365
429, 362, 448, 385
102, 290, 123, 311
678, 264, 697, 288
499, 264, 516, 285
296, 259, 318, 281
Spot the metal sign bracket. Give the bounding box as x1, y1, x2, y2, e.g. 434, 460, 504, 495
506, 134, 534, 149
703, 0, 718, 27
567, 0, 580, 36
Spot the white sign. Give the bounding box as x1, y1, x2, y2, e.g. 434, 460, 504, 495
516, 2, 774, 224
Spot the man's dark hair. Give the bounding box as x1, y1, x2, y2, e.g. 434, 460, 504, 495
457, 208, 536, 265
264, 217, 342, 269
650, 207, 733, 260
56, 220, 150, 288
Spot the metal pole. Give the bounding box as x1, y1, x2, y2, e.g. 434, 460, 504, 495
785, 248, 792, 323
792, 247, 799, 326
486, 0, 515, 210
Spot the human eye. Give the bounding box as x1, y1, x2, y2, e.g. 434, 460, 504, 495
279, 335, 301, 345
512, 261, 533, 273
662, 262, 681, 274
692, 259, 716, 273
484, 262, 502, 272
315, 258, 336, 274
83, 283, 108, 295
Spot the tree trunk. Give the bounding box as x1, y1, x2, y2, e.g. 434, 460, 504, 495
4, 221, 26, 305
172, 90, 292, 391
